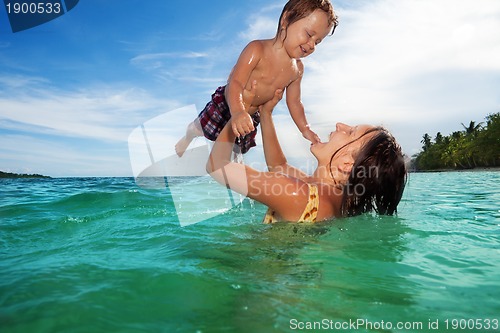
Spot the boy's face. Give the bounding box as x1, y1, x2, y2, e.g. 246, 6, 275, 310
282, 9, 332, 59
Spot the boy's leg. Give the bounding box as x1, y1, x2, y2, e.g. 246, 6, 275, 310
175, 118, 203, 157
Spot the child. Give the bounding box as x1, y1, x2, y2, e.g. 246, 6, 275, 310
175, 0, 338, 157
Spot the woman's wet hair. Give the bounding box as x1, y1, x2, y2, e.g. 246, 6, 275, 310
340, 129, 407, 216
277, 0, 339, 39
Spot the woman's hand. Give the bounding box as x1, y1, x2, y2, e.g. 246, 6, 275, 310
259, 88, 284, 115
242, 81, 283, 116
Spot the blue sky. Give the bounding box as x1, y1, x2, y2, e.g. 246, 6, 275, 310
1, 0, 499, 177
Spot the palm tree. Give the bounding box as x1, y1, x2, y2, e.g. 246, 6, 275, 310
461, 121, 483, 137
435, 132, 443, 145
413, 112, 499, 170
421, 133, 432, 151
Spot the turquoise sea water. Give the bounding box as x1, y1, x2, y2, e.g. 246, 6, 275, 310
1, 171, 499, 333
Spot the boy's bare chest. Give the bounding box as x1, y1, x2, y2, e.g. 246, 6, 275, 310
253, 57, 299, 86
247, 58, 300, 105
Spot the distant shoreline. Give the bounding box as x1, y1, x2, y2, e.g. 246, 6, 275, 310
1, 168, 498, 178
0, 171, 51, 179
410, 167, 500, 173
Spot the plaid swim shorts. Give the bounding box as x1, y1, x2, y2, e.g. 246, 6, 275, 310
198, 85, 260, 154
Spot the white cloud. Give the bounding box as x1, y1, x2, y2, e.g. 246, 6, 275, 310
2, 0, 499, 176
0, 74, 50, 89
238, 16, 277, 41
0, 133, 131, 177
305, 0, 500, 154
130, 48, 229, 86
0, 76, 217, 177
132, 52, 208, 61
237, 0, 500, 156
0, 77, 201, 176
238, 3, 282, 41
0, 80, 179, 143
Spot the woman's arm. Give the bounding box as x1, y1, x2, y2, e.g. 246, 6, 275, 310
207, 84, 309, 220
205, 80, 257, 196
206, 119, 309, 221
205, 118, 248, 195
259, 90, 310, 181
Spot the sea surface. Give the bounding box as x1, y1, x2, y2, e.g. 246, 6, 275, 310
1, 171, 499, 333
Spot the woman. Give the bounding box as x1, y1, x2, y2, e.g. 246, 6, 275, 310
206, 88, 407, 222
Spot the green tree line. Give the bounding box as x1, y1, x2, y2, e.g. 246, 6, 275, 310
0, 171, 51, 179
413, 112, 500, 170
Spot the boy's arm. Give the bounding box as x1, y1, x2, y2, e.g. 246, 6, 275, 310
225, 41, 263, 137
286, 64, 321, 143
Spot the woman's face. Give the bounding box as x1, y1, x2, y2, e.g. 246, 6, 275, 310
311, 123, 377, 163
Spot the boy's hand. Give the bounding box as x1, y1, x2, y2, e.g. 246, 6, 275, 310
232, 80, 257, 137
259, 88, 283, 115
302, 127, 321, 144
231, 112, 254, 137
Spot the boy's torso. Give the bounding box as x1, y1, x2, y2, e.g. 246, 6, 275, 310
244, 39, 301, 107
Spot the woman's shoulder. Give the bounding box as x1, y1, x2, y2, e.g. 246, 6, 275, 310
261, 176, 311, 220
314, 182, 342, 220
275, 181, 340, 222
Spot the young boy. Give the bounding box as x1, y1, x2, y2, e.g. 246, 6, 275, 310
176, 0, 338, 156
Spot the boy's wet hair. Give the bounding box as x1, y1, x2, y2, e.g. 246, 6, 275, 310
277, 0, 339, 37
